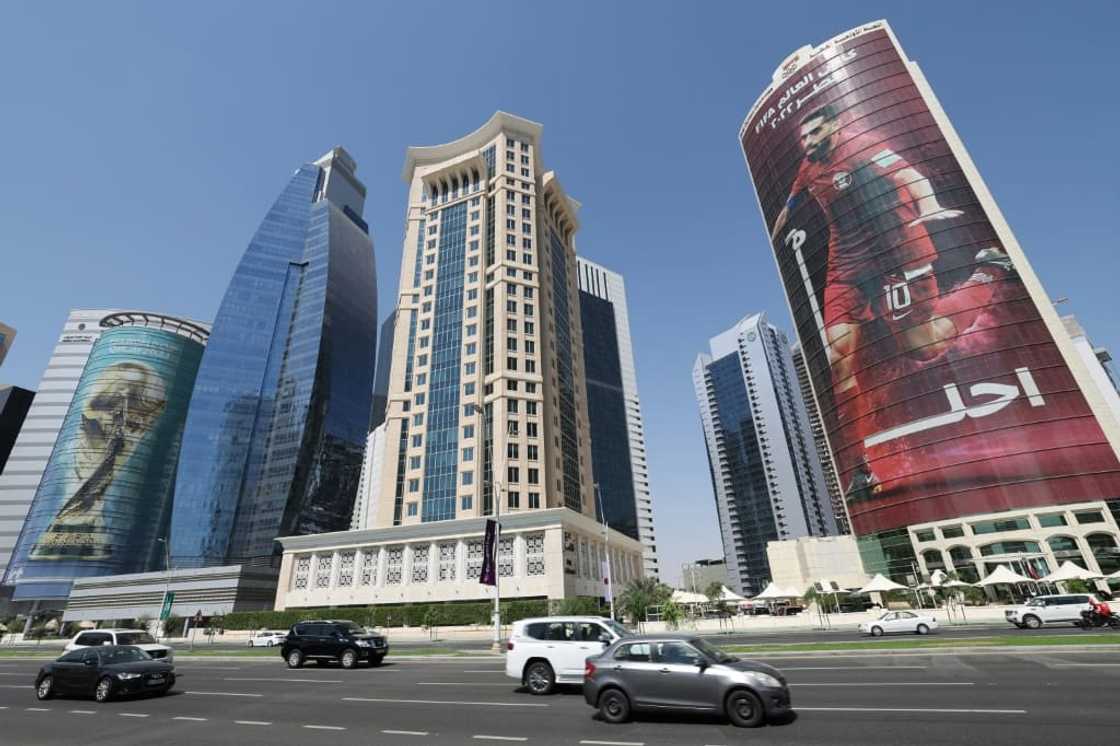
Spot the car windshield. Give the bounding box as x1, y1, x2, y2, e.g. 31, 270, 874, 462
604, 620, 631, 638
116, 632, 157, 645
878, 612, 893, 620
691, 638, 737, 664
340, 622, 365, 635
102, 647, 152, 664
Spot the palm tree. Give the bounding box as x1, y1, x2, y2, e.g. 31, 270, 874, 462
620, 577, 671, 631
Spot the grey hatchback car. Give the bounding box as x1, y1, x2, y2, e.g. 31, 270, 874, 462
583, 634, 790, 728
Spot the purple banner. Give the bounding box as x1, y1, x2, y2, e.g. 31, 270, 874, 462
479, 519, 498, 586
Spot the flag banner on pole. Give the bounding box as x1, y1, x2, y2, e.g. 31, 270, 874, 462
480, 519, 498, 586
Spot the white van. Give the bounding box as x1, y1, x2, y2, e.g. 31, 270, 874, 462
1005, 594, 1099, 629
504, 616, 630, 695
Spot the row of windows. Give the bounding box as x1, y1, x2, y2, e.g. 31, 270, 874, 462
913, 510, 1108, 542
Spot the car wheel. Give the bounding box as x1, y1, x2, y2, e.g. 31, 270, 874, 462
916, 623, 930, 635
95, 676, 114, 703
726, 689, 765, 728
286, 649, 305, 669
267, 641, 274, 648
370, 655, 384, 668
340, 648, 358, 669
870, 626, 884, 637
598, 688, 630, 724
524, 661, 555, 695
36, 676, 54, 701
1023, 615, 1042, 630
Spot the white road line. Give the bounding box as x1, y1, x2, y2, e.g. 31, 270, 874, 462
781, 666, 928, 670
119, 713, 149, 718
70, 710, 97, 715
1048, 663, 1120, 667
473, 737, 527, 742
0, 672, 29, 676
344, 697, 547, 708
792, 682, 974, 687
185, 690, 263, 697
382, 730, 430, 736
417, 682, 513, 686
173, 716, 208, 721
304, 724, 346, 731
235, 720, 272, 726
581, 740, 646, 746
225, 677, 342, 683
26, 707, 50, 711
798, 706, 1027, 714
463, 669, 505, 673
0, 685, 30, 689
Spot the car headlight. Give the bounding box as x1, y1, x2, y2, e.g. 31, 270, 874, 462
746, 672, 783, 688
355, 640, 370, 647
117, 673, 142, 680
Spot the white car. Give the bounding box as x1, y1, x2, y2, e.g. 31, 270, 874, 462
1005, 593, 1099, 629
505, 616, 630, 694
859, 611, 938, 637
247, 630, 287, 647
65, 629, 174, 662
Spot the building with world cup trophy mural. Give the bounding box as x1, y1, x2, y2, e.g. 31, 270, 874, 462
740, 21, 1120, 583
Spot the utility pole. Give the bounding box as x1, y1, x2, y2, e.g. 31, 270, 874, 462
156, 537, 171, 639
467, 402, 503, 653
594, 483, 616, 620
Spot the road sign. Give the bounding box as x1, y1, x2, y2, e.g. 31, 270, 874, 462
159, 591, 175, 620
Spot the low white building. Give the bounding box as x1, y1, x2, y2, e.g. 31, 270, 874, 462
274, 508, 644, 610
766, 535, 869, 594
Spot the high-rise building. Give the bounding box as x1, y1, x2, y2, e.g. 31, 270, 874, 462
693, 312, 837, 595
269, 114, 646, 616
351, 422, 388, 530
373, 111, 595, 528
0, 309, 119, 602
171, 147, 378, 569
1063, 315, 1120, 426
576, 257, 659, 577
4, 312, 208, 601
791, 343, 849, 534
0, 322, 15, 367
369, 312, 396, 431
740, 21, 1120, 581
0, 386, 34, 475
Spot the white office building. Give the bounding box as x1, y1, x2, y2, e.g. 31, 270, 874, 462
351, 423, 388, 531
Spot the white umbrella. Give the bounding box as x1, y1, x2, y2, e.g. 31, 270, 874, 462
671, 589, 708, 604
1040, 561, 1102, 583
977, 565, 1032, 586
1109, 568, 1120, 580
855, 574, 907, 594
942, 579, 974, 588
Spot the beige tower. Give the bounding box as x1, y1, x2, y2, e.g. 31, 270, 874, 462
376, 112, 596, 528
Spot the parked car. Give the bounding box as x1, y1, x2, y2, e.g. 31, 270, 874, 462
1005, 594, 1100, 629
281, 619, 388, 669
505, 616, 631, 695
583, 634, 790, 728
65, 629, 173, 662
248, 630, 287, 647
36, 645, 176, 702
858, 611, 939, 637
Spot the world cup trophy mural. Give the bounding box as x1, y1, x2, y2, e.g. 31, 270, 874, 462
30, 361, 167, 561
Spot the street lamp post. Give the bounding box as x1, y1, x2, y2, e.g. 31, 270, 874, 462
593, 483, 617, 620
156, 537, 171, 640
466, 402, 503, 652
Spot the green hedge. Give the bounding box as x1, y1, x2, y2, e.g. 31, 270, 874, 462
223, 598, 610, 631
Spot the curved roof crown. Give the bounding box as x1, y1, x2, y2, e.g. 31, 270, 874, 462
402, 111, 543, 182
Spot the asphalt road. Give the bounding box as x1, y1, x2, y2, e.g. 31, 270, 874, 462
2, 646, 1118, 745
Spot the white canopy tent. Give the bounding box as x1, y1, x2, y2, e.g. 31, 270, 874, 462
671, 589, 709, 605
1109, 568, 1120, 580
753, 582, 802, 601
717, 585, 746, 603
1040, 561, 1102, 583
855, 574, 907, 595
976, 565, 1032, 586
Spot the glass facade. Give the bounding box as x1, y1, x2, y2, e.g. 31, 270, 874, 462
421, 202, 466, 522
549, 230, 582, 510
6, 318, 206, 599
579, 289, 639, 541
171, 151, 377, 568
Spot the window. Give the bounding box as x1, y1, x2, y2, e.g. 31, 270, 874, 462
506, 234, 516, 245
466, 539, 484, 579
528, 468, 539, 484
411, 434, 422, 448
386, 547, 404, 583
524, 322, 535, 335
941, 525, 965, 538
1075, 510, 1105, 524
464, 382, 476, 395
615, 642, 651, 662
467, 288, 478, 301
358, 551, 376, 585
507, 218, 516, 230
522, 208, 531, 219
508, 466, 520, 483
508, 399, 519, 413
315, 554, 333, 588
507, 337, 518, 351
914, 529, 935, 542
526, 422, 538, 438
465, 362, 476, 375
528, 492, 540, 509
407, 502, 418, 516
506, 319, 518, 332
526, 532, 545, 575
462, 446, 474, 462
525, 360, 536, 373
417, 354, 428, 365
439, 543, 457, 582
498, 537, 514, 577
466, 323, 477, 336
971, 517, 1030, 535
412, 413, 424, 426
508, 490, 520, 509
526, 401, 537, 415
461, 495, 473, 511
466, 342, 477, 355
1038, 513, 1067, 527
463, 424, 475, 439
507, 442, 519, 459
423, 269, 434, 280
507, 300, 517, 312
462, 471, 474, 486
293, 555, 311, 589
411, 545, 429, 583
527, 445, 539, 461
409, 456, 421, 469
507, 357, 518, 370
524, 303, 534, 316
408, 478, 419, 493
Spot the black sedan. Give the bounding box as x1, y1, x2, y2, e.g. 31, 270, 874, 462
36, 645, 176, 702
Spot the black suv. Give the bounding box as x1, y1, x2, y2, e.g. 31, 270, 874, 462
281, 619, 388, 669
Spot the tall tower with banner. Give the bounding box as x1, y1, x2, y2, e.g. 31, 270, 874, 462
739, 21, 1120, 582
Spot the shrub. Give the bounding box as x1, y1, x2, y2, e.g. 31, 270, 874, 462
222, 599, 552, 631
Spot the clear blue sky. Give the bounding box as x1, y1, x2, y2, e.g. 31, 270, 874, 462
2, 1, 1117, 585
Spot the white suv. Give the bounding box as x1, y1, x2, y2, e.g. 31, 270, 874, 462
65, 629, 174, 662
505, 616, 629, 695
1005, 594, 1099, 629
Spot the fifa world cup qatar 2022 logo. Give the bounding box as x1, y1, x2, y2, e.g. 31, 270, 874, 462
741, 23, 1120, 535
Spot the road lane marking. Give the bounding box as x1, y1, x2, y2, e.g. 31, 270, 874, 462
304, 725, 346, 731
0, 672, 29, 676
383, 730, 430, 736
26, 707, 50, 711
792, 682, 973, 686
225, 677, 342, 683
119, 713, 149, 718
798, 706, 1026, 714
417, 682, 514, 686
581, 741, 646, 745
473, 737, 527, 742
70, 710, 97, 714
173, 716, 208, 721
781, 666, 928, 670
0, 685, 30, 689
463, 669, 505, 673
344, 697, 547, 708
235, 720, 272, 726
185, 690, 263, 697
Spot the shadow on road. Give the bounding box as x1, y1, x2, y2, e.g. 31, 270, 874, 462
592, 708, 798, 728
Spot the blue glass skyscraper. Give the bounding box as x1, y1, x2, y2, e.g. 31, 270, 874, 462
171, 148, 377, 568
